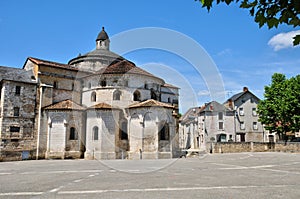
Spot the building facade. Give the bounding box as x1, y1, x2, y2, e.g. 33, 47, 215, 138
0, 27, 180, 161
179, 88, 265, 153
224, 87, 265, 142
179, 101, 234, 153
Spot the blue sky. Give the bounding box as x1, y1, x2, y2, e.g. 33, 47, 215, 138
1, 0, 300, 113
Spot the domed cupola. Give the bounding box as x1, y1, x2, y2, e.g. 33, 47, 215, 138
68, 26, 126, 72
96, 27, 110, 50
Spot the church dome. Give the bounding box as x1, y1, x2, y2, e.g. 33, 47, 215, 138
68, 27, 126, 72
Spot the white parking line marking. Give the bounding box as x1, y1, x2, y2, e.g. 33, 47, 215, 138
261, 168, 300, 175
211, 163, 247, 169
0, 173, 11, 175
0, 185, 295, 196
20, 170, 103, 175
73, 179, 83, 183
0, 192, 43, 196
57, 184, 295, 195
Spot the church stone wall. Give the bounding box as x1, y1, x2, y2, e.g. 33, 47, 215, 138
81, 73, 166, 109
127, 107, 176, 159
85, 109, 120, 160
44, 110, 85, 159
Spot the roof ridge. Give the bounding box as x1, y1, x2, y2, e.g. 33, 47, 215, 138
44, 99, 85, 110
27, 57, 78, 71
87, 102, 120, 109
129, 99, 174, 108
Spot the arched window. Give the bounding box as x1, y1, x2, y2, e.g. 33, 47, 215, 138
93, 126, 99, 140
159, 123, 169, 141
144, 112, 152, 122
124, 80, 128, 87
120, 121, 128, 140
113, 90, 121, 100
70, 127, 77, 140
53, 81, 58, 89
133, 90, 141, 101
151, 89, 157, 100
101, 79, 107, 87
91, 91, 96, 102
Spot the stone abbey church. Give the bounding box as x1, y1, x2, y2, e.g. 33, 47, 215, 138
0, 27, 180, 161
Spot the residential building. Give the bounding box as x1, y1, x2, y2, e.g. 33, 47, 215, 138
180, 87, 266, 153
224, 87, 265, 142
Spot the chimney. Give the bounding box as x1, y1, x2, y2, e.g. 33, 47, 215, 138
243, 87, 248, 92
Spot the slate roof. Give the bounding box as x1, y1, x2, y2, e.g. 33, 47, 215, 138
44, 99, 85, 111
96, 27, 109, 41
26, 57, 79, 71
0, 65, 36, 84
68, 49, 125, 67
179, 106, 205, 123
202, 101, 230, 112
87, 102, 120, 110
226, 90, 260, 103
128, 99, 174, 109
180, 101, 232, 124
82, 49, 124, 60
227, 92, 244, 102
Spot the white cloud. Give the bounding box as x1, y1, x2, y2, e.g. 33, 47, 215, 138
217, 48, 232, 56
268, 30, 300, 51
198, 90, 210, 96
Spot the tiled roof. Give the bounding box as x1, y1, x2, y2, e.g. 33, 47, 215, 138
27, 57, 79, 71
128, 99, 174, 109
44, 99, 85, 111
97, 60, 162, 80
87, 102, 120, 110
163, 83, 179, 89
0, 65, 36, 84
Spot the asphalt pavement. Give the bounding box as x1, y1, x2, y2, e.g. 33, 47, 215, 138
0, 152, 300, 199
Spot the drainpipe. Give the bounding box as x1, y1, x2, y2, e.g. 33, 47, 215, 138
234, 106, 237, 142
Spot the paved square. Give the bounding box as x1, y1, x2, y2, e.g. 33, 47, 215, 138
0, 152, 300, 198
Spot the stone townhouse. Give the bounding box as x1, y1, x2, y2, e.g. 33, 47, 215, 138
224, 87, 265, 142
178, 106, 203, 151
0, 67, 37, 160
0, 27, 180, 161
198, 101, 235, 151
179, 87, 265, 153
179, 101, 234, 152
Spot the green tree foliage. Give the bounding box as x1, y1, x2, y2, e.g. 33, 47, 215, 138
198, 0, 300, 45
257, 73, 300, 140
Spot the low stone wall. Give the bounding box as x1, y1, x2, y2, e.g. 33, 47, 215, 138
274, 142, 300, 152
211, 142, 300, 153
0, 150, 35, 161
